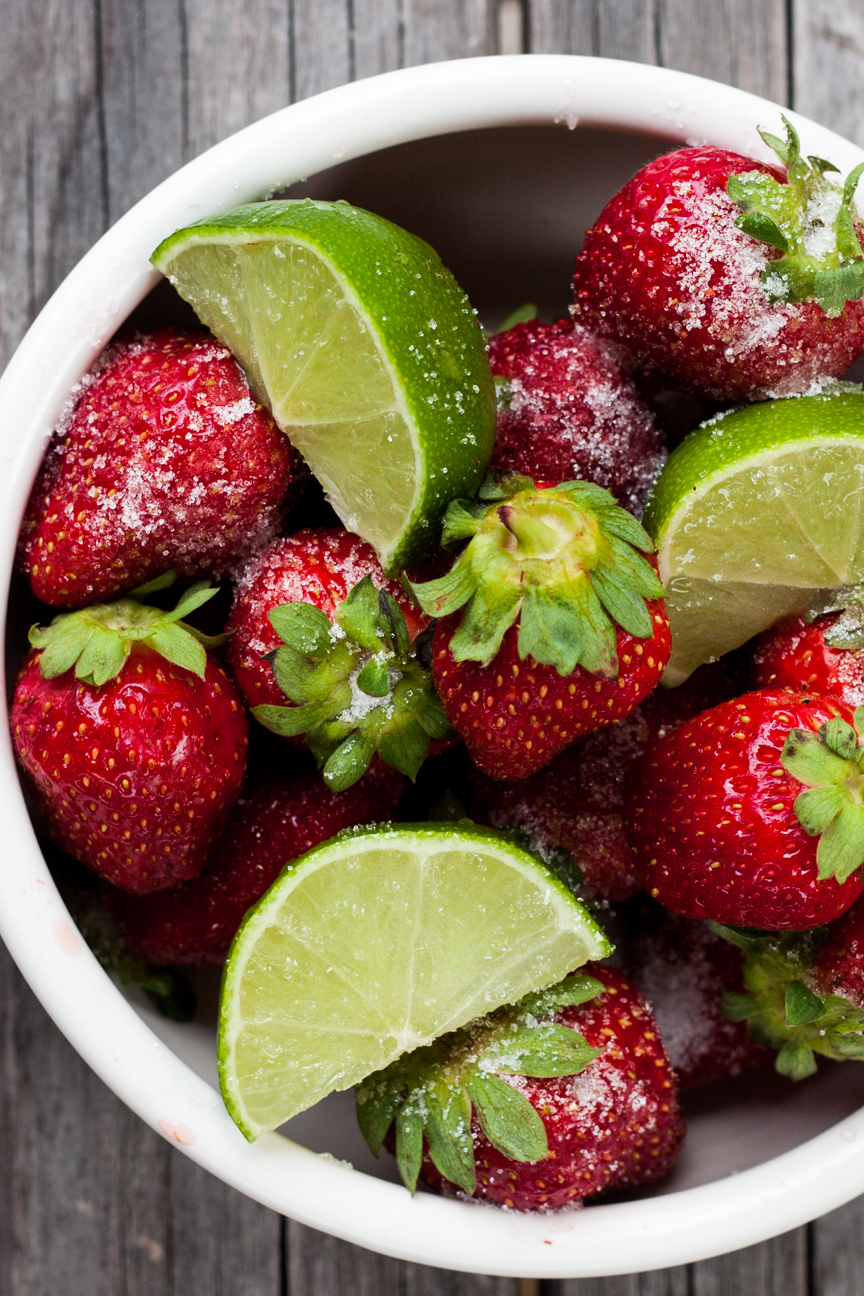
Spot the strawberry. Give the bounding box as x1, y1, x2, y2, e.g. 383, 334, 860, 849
619, 900, 771, 1089
752, 605, 864, 708
412, 476, 670, 782
710, 914, 864, 1081
486, 319, 665, 515
110, 758, 405, 965
228, 530, 449, 790
572, 120, 864, 400
627, 690, 864, 930
469, 659, 741, 900
11, 580, 247, 893
18, 329, 298, 608
356, 965, 684, 1210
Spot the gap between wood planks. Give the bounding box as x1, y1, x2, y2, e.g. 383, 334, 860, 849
497, 0, 526, 55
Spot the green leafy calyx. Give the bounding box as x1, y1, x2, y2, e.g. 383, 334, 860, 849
410, 476, 664, 677
781, 708, 864, 883
252, 576, 452, 792
29, 574, 222, 687
727, 115, 864, 316
355, 973, 604, 1195
712, 923, 864, 1080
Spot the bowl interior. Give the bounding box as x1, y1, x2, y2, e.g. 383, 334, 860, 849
70, 121, 864, 1198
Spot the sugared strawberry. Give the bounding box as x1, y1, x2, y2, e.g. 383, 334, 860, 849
227, 529, 425, 710
110, 759, 405, 965
357, 965, 684, 1210
228, 529, 449, 790
11, 583, 247, 893
469, 659, 742, 900
752, 608, 864, 707
486, 319, 665, 515
19, 329, 298, 607
710, 914, 864, 1080
572, 121, 864, 400
627, 690, 864, 930
619, 900, 771, 1089
413, 477, 670, 782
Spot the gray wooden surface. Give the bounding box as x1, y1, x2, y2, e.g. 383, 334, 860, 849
3, 0, 864, 1292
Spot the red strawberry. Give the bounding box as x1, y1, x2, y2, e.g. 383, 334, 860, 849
619, 900, 771, 1089
469, 659, 741, 900
228, 529, 449, 790
627, 689, 864, 930
707, 914, 864, 1080
11, 582, 247, 893
413, 477, 670, 782
752, 608, 864, 708
110, 759, 405, 965
19, 329, 298, 607
227, 529, 425, 710
486, 319, 665, 515
572, 120, 864, 400
357, 965, 684, 1210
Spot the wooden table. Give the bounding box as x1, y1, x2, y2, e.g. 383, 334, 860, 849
3, 1, 864, 1292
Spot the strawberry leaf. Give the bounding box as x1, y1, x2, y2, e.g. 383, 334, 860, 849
356, 1078, 404, 1156
269, 602, 334, 656
467, 1072, 547, 1163
377, 716, 430, 782
322, 732, 376, 791
517, 590, 583, 676
395, 1103, 424, 1194
144, 624, 207, 678
424, 1084, 476, 1195
493, 1023, 601, 1078
781, 728, 853, 786
785, 979, 825, 1026
336, 576, 386, 653
821, 717, 861, 761
776, 1038, 818, 1081
794, 785, 848, 836
816, 801, 864, 882
356, 657, 390, 697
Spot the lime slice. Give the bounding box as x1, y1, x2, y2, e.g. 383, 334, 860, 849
152, 200, 496, 571
217, 823, 610, 1139
643, 390, 864, 685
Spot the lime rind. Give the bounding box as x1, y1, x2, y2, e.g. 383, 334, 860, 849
152, 200, 496, 572
217, 823, 610, 1141
643, 391, 864, 683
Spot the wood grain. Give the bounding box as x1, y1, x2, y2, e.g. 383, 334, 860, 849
2, 0, 864, 1293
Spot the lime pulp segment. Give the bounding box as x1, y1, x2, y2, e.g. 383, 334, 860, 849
152, 200, 496, 572
217, 824, 610, 1140
643, 391, 864, 684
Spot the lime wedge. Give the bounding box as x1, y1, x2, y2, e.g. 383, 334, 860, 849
152, 200, 496, 571
217, 823, 610, 1139
643, 390, 864, 685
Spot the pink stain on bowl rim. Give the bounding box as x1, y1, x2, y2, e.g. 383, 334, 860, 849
159, 1119, 196, 1146
53, 918, 82, 958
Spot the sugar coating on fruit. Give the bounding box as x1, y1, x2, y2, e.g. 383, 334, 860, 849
573, 147, 864, 401
487, 320, 665, 515
18, 329, 298, 607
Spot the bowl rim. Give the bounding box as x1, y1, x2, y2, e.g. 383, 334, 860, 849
3, 53, 864, 1278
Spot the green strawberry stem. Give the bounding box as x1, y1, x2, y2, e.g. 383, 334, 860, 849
252, 575, 453, 792
29, 573, 224, 686
781, 707, 864, 882
712, 924, 864, 1080
410, 474, 664, 678
728, 115, 864, 316
355, 973, 604, 1194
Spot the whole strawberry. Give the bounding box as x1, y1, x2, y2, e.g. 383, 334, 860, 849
711, 911, 864, 1080
11, 580, 247, 893
470, 659, 741, 900
357, 966, 684, 1210
110, 759, 405, 964
627, 690, 864, 929
228, 530, 449, 790
620, 900, 771, 1089
752, 605, 864, 708
413, 476, 670, 781
572, 120, 864, 400
19, 329, 297, 607
487, 319, 665, 515
227, 529, 425, 710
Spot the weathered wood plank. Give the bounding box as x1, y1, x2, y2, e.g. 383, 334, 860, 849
792, 0, 864, 148
657, 0, 788, 103
552, 1264, 689, 1296
528, 0, 655, 63
811, 1196, 864, 1296
400, 0, 497, 65
691, 1230, 808, 1296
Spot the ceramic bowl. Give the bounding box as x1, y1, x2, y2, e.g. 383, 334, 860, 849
3, 55, 864, 1278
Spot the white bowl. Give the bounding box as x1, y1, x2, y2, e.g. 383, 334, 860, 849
3, 54, 864, 1279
